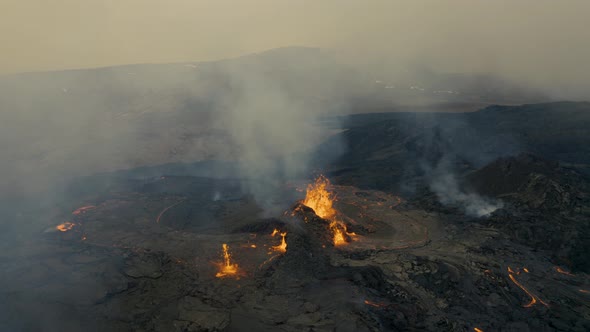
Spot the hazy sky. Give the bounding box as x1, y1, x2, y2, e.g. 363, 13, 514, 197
1, 0, 589, 90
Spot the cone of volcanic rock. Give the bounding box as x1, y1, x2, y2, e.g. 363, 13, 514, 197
263, 203, 336, 285
290, 203, 339, 247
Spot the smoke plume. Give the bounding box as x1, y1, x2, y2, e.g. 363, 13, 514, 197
214, 62, 329, 210
430, 169, 503, 217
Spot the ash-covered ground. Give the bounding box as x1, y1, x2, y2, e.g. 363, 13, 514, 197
2, 103, 590, 331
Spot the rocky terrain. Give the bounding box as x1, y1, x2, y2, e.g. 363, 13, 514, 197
1, 101, 590, 331
1, 154, 589, 331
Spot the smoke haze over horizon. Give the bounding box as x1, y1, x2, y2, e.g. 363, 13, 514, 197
1, 1, 589, 99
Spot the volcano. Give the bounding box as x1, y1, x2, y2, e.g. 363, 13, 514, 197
2, 103, 590, 331
2, 166, 589, 331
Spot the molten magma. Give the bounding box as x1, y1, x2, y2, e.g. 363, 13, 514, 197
56, 222, 75, 232
507, 266, 548, 307
364, 300, 388, 308
215, 244, 239, 278
555, 266, 573, 276
303, 175, 337, 219
72, 206, 95, 215
330, 223, 346, 246
271, 229, 287, 253
302, 175, 349, 246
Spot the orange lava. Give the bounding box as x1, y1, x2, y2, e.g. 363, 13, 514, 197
72, 206, 96, 215
364, 300, 388, 308
330, 223, 347, 246
555, 266, 574, 276
507, 266, 548, 307
56, 222, 75, 232
474, 328, 484, 332
303, 175, 337, 219
215, 244, 239, 278
156, 200, 184, 223
271, 229, 287, 253
303, 175, 350, 246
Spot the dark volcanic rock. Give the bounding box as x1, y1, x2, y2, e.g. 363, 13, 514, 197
466, 154, 590, 272
264, 204, 334, 282
175, 296, 230, 332
5, 100, 590, 331
318, 102, 590, 192
124, 251, 167, 279
231, 218, 286, 234
466, 153, 585, 212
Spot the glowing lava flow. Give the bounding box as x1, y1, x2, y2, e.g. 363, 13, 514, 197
555, 266, 574, 276
156, 200, 184, 223
302, 175, 350, 246
330, 223, 346, 246
507, 266, 548, 308
72, 206, 95, 215
474, 328, 484, 332
56, 222, 75, 232
364, 300, 388, 308
215, 244, 239, 278
271, 229, 287, 253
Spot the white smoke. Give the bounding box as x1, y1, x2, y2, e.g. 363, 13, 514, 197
430, 171, 502, 217
212, 56, 343, 211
